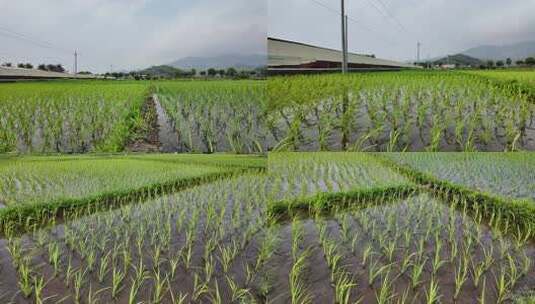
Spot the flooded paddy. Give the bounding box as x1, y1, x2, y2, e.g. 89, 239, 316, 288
268, 72, 535, 152
1, 152, 534, 303
1, 186, 533, 303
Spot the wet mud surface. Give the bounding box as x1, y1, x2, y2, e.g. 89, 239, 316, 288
268, 91, 535, 152
153, 95, 181, 153
1, 189, 534, 303
127, 96, 160, 152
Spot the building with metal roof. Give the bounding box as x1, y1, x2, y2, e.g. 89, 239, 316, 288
0, 66, 97, 81
268, 37, 419, 74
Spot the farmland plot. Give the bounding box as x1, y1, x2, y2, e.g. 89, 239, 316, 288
384, 152, 535, 202
1, 152, 533, 303
266, 193, 535, 303
156, 81, 273, 154
0, 154, 258, 207
0, 81, 147, 153
268, 152, 411, 202
0, 174, 273, 304
0, 154, 265, 230
268, 72, 535, 152
464, 70, 535, 96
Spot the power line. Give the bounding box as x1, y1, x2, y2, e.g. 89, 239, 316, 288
368, 0, 407, 33
308, 0, 398, 46
0, 26, 71, 54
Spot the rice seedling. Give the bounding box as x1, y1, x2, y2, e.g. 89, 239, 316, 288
156, 80, 270, 153
384, 152, 535, 202
289, 249, 312, 304
111, 265, 126, 298
17, 257, 33, 298
425, 277, 442, 304
1, 151, 534, 303
268, 71, 535, 152
151, 268, 169, 304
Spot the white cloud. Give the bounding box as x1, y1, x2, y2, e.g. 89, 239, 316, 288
0, 0, 265, 72
268, 0, 535, 61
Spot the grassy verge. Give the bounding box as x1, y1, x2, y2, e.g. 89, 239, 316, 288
129, 153, 267, 170
375, 154, 535, 237
268, 184, 420, 219
1, 168, 260, 235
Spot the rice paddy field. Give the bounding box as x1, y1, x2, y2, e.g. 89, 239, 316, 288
267, 71, 535, 152
0, 79, 268, 154
156, 81, 272, 154
1, 152, 534, 303
384, 152, 535, 202
0, 81, 147, 153
1, 73, 535, 303
463, 70, 535, 96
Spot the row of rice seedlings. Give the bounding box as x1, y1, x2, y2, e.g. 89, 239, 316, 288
0, 81, 147, 153
288, 219, 313, 303
463, 70, 535, 97
156, 80, 271, 153
268, 152, 410, 202
268, 72, 535, 151
0, 156, 230, 207
0, 173, 272, 303
310, 193, 535, 303
384, 152, 535, 202
316, 217, 359, 304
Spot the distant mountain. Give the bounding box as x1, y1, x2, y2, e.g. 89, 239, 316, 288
461, 41, 535, 61
432, 54, 484, 67
138, 65, 191, 78
169, 54, 266, 70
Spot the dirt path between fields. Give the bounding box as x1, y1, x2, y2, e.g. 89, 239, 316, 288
126, 94, 181, 153
126, 95, 161, 152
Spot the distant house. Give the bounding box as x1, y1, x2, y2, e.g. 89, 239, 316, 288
440, 64, 456, 69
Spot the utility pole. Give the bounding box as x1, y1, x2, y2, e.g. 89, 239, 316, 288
417, 42, 421, 63
345, 14, 348, 71
74, 50, 78, 76
341, 0, 347, 73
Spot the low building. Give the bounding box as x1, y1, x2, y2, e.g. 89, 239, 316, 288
0, 66, 97, 81
268, 37, 419, 74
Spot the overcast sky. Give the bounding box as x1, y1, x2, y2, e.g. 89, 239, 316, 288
269, 0, 535, 62
0, 0, 266, 73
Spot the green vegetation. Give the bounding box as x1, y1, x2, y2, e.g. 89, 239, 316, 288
0, 81, 147, 153
463, 69, 535, 97
383, 152, 535, 201
156, 80, 270, 153
0, 152, 534, 303
0, 153, 265, 230
0, 79, 269, 154
377, 153, 535, 237
268, 71, 535, 151
268, 152, 411, 200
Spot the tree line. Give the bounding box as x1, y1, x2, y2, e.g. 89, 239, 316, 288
1, 62, 66, 73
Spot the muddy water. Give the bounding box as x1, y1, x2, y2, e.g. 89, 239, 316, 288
0, 175, 270, 304
263, 194, 535, 303
269, 97, 535, 152
1, 174, 534, 304
153, 95, 181, 153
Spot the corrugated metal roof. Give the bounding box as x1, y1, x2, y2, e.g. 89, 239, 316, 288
268, 37, 418, 69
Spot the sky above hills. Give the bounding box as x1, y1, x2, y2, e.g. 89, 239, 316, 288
268, 0, 535, 62
0, 0, 266, 73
